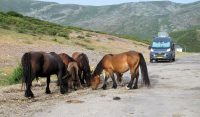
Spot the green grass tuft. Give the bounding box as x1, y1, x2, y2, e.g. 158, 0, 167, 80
0, 64, 23, 86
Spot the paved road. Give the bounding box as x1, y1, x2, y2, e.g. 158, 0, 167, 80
34, 54, 200, 117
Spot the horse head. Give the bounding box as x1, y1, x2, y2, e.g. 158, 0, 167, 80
91, 74, 100, 90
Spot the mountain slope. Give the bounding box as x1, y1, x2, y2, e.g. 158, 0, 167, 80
1, 0, 200, 39
170, 27, 200, 52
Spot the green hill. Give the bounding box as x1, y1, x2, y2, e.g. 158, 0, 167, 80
0, 11, 145, 43
170, 27, 200, 52
0, 11, 86, 39
1, 0, 200, 40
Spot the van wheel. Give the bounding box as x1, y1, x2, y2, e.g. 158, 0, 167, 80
172, 58, 175, 61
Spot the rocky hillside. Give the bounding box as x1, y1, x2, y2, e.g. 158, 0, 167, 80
1, 0, 200, 39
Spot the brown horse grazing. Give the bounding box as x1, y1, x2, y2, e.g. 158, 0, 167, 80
67, 62, 82, 90
59, 53, 82, 90
72, 52, 91, 86
91, 51, 150, 90
21, 52, 70, 98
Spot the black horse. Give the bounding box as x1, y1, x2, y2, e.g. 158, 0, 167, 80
21, 51, 70, 98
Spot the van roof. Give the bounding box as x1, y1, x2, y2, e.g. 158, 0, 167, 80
154, 37, 172, 42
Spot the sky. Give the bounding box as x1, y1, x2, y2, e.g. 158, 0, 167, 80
40, 0, 200, 6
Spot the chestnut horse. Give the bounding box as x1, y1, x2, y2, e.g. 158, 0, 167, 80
21, 52, 70, 98
72, 52, 91, 86
91, 51, 150, 90
59, 53, 81, 90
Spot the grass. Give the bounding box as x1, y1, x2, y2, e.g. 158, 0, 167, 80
0, 11, 80, 39
0, 64, 23, 86
52, 38, 65, 44
74, 41, 95, 50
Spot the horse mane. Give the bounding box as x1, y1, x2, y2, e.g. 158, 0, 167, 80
93, 59, 103, 76
108, 54, 114, 56
80, 53, 90, 72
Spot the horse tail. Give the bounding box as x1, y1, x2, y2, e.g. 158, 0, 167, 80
21, 52, 32, 90
139, 53, 150, 86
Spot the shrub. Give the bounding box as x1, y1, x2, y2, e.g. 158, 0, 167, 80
48, 29, 57, 36
7, 11, 23, 18
77, 35, 85, 39
58, 32, 69, 39
6, 64, 23, 85
16, 27, 27, 33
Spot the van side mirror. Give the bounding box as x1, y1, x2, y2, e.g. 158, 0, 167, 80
148, 45, 151, 50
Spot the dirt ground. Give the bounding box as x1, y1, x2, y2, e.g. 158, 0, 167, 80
0, 53, 200, 117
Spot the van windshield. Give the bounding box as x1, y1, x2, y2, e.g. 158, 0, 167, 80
152, 37, 171, 48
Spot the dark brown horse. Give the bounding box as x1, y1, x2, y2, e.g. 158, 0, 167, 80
91, 51, 150, 90
67, 62, 82, 90
21, 51, 70, 98
59, 53, 82, 90
72, 52, 91, 86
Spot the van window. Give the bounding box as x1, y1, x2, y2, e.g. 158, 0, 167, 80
152, 41, 170, 48
152, 37, 171, 48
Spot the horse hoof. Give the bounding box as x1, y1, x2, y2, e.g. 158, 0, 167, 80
102, 85, 107, 90
45, 90, 51, 94
25, 94, 34, 98
133, 86, 138, 89
60, 89, 67, 94
126, 86, 131, 90
112, 85, 117, 89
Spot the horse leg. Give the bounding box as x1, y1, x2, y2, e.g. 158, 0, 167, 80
127, 73, 136, 89
58, 72, 68, 94
25, 74, 34, 98
45, 76, 51, 94
102, 76, 109, 90
84, 71, 91, 87
133, 68, 139, 89
111, 74, 117, 89
25, 84, 34, 98
79, 70, 85, 84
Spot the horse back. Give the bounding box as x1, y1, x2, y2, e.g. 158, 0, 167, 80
29, 52, 65, 76
59, 53, 75, 66
72, 52, 90, 72
102, 51, 140, 73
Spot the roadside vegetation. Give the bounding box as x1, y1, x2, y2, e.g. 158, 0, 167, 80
0, 64, 23, 86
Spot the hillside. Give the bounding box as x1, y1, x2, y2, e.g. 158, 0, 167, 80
1, 0, 200, 39
0, 11, 149, 74
170, 27, 200, 52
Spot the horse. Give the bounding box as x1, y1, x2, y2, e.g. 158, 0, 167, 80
72, 52, 91, 86
67, 62, 82, 90
21, 51, 71, 98
59, 53, 82, 90
91, 51, 150, 90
